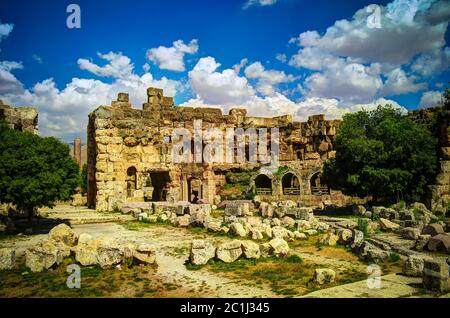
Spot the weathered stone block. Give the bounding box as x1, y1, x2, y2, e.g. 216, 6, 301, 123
423, 259, 449, 292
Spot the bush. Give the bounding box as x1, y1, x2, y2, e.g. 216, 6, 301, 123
285, 254, 303, 263
111, 203, 122, 213
357, 218, 370, 237
388, 252, 401, 263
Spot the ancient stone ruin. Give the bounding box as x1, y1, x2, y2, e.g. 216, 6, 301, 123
411, 107, 450, 212
87, 87, 362, 211
0, 99, 38, 134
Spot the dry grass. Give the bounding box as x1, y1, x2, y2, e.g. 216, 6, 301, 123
0, 258, 201, 298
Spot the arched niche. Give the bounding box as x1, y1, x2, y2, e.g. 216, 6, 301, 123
282, 172, 300, 195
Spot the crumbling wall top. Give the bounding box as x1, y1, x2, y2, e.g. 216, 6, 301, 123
0, 100, 38, 134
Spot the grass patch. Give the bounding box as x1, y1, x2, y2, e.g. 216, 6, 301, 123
210, 209, 224, 218
0, 258, 183, 298
388, 252, 401, 263
184, 255, 336, 297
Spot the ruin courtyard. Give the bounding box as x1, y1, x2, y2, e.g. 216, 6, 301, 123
0, 86, 449, 299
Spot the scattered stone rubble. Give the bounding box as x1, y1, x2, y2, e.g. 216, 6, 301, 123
189, 238, 290, 266
123, 201, 331, 245
351, 203, 450, 256
1, 224, 157, 273
126, 199, 450, 267
312, 268, 336, 285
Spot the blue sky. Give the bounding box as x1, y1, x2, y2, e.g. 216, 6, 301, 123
0, 0, 449, 142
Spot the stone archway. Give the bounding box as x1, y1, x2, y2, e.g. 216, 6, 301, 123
149, 171, 170, 201
310, 171, 330, 195
254, 174, 272, 195
282, 172, 300, 195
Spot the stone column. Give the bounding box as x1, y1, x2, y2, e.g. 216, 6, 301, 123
74, 138, 82, 168
202, 166, 216, 204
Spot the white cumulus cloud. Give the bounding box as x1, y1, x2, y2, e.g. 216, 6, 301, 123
188, 56, 255, 105
146, 39, 198, 72
78, 52, 134, 78
244, 61, 296, 96
1, 51, 182, 141
419, 90, 443, 108
243, 0, 278, 10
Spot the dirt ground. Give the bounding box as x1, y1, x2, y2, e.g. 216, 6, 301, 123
0, 205, 443, 298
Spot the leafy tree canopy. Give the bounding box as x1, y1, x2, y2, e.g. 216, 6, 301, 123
322, 105, 437, 203
0, 123, 80, 216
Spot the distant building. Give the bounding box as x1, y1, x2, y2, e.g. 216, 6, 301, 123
69, 138, 87, 168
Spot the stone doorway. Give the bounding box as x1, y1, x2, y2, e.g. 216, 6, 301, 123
188, 178, 202, 203
282, 172, 300, 195
149, 172, 170, 201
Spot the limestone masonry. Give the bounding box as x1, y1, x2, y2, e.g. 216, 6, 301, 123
0, 100, 38, 134
87, 87, 361, 211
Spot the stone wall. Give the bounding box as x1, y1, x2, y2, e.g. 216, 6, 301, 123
410, 107, 450, 210
87, 87, 350, 211
0, 100, 38, 134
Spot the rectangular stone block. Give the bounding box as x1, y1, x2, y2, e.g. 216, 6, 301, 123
423, 259, 449, 292
224, 203, 251, 216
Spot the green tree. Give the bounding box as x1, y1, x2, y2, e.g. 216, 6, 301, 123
0, 123, 80, 229
322, 105, 437, 204
443, 86, 450, 109
80, 164, 88, 194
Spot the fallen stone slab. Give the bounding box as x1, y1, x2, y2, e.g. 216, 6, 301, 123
0, 248, 15, 270
318, 233, 338, 246
74, 233, 100, 266
313, 268, 336, 285
427, 234, 450, 253
224, 203, 251, 217
25, 240, 59, 272
219, 200, 255, 209
337, 229, 352, 244
241, 241, 260, 259
403, 255, 427, 277
379, 218, 400, 231
190, 240, 216, 265
400, 227, 421, 240
422, 223, 445, 237
259, 202, 274, 218
268, 238, 289, 256
229, 222, 247, 237
133, 243, 156, 265
423, 259, 449, 292
216, 240, 243, 263
97, 238, 123, 268
301, 274, 421, 298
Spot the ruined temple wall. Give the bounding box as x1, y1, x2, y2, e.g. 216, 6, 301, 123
409, 107, 450, 209
0, 100, 38, 134
87, 89, 342, 211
